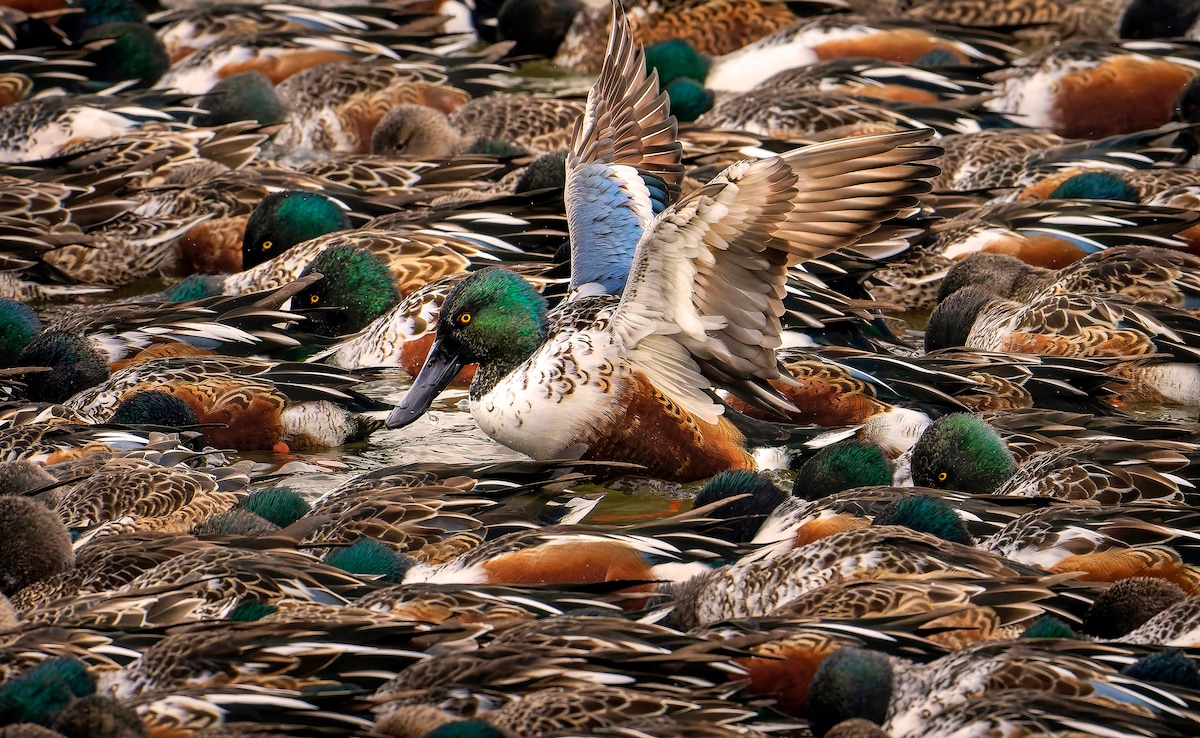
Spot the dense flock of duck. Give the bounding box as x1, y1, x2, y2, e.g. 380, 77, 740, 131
8, 0, 1200, 735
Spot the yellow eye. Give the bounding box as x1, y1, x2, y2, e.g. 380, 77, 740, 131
262, 240, 273, 250
309, 294, 320, 304
938, 472, 948, 482
459, 313, 471, 325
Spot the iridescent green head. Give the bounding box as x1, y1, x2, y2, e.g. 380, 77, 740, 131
0, 298, 41, 368
910, 413, 1016, 494
665, 77, 713, 122
0, 656, 93, 727
386, 267, 547, 429
693, 470, 785, 543
163, 274, 224, 303
873, 494, 973, 545
197, 71, 287, 127
80, 23, 169, 88
295, 245, 400, 337
644, 38, 710, 86
1121, 649, 1200, 690
237, 487, 309, 528
15, 331, 109, 404
59, 0, 151, 39
794, 440, 894, 499
440, 267, 546, 361
324, 539, 413, 583
806, 647, 893, 738
1048, 171, 1140, 203
1020, 615, 1077, 640
242, 192, 350, 270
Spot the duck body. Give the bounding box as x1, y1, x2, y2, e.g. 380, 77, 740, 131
389, 128, 938, 482
469, 293, 754, 481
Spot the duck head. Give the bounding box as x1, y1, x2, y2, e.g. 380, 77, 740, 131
242, 191, 350, 270
386, 267, 547, 429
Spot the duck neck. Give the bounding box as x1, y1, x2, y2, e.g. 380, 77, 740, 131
469, 318, 547, 401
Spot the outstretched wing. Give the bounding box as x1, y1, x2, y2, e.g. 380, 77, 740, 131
565, 0, 683, 297
614, 129, 940, 423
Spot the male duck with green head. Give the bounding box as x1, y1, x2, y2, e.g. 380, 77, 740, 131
386, 0, 939, 482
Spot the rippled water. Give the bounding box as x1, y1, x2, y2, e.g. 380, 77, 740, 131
270, 374, 708, 521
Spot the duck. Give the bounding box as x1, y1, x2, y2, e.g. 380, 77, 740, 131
665, 523, 1037, 628
930, 128, 1065, 192
288, 245, 402, 338
1, 278, 336, 407
386, 129, 936, 481
385, 3, 938, 482
272, 59, 473, 155
925, 286, 1200, 405
980, 503, 1200, 591
936, 245, 1200, 308
0, 89, 191, 164
776, 574, 1076, 648
552, 0, 801, 73
148, 1, 448, 64
871, 199, 1200, 310
1011, 164, 1200, 204
372, 614, 757, 712
928, 122, 1198, 194
646, 14, 1018, 94
806, 640, 1200, 737
1120, 592, 1200, 646
45, 452, 253, 539
207, 182, 553, 296
58, 354, 388, 452
891, 0, 1198, 44
910, 412, 1199, 503
98, 610, 486, 701
368, 93, 584, 160
149, 29, 418, 95
984, 39, 1200, 140
695, 87, 975, 141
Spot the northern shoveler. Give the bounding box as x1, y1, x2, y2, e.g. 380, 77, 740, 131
925, 286, 1200, 405
0, 494, 74, 598
807, 640, 1200, 737
273, 59, 472, 154
937, 245, 1200, 307
386, 126, 936, 481
659, 15, 1017, 94
385, 6, 937, 481
552, 0, 801, 73
984, 39, 1200, 140
369, 93, 584, 160
910, 412, 1198, 503
47, 453, 252, 538
666, 525, 1034, 628
290, 245, 402, 337
61, 356, 387, 452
